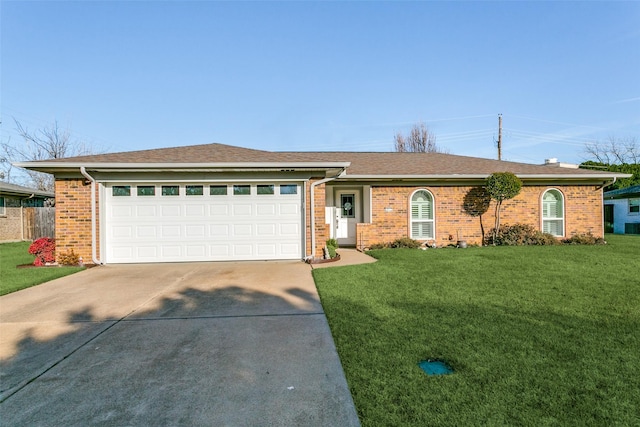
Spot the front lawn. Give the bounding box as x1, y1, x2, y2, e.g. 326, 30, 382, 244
0, 241, 84, 296
313, 235, 640, 426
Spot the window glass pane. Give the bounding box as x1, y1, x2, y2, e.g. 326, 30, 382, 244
411, 221, 434, 239
210, 185, 228, 195
0, 197, 5, 215
543, 220, 563, 236
162, 185, 179, 196
137, 186, 155, 196
340, 194, 355, 218
280, 184, 298, 195
630, 199, 640, 214
186, 185, 204, 196
411, 191, 433, 220
112, 186, 131, 196
233, 185, 251, 195
543, 190, 563, 219
257, 184, 275, 195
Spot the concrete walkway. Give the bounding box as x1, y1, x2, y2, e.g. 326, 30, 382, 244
0, 260, 363, 426
310, 248, 377, 269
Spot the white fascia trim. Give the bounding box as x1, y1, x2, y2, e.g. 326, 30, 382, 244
339, 173, 632, 180
14, 161, 351, 170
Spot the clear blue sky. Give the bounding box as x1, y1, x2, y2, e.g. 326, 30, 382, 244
2, 1, 639, 165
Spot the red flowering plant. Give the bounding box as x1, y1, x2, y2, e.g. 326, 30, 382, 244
28, 237, 56, 266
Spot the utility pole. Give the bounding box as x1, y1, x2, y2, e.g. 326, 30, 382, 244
497, 114, 503, 161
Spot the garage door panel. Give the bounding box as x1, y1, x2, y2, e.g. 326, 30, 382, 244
186, 245, 206, 257
186, 204, 206, 216
257, 204, 276, 215
137, 226, 157, 238
233, 245, 253, 256
233, 224, 252, 236
112, 206, 133, 217
161, 205, 181, 217
106, 182, 303, 263
161, 246, 181, 258
112, 226, 133, 238
210, 245, 230, 256
161, 225, 182, 238
136, 205, 156, 216
257, 223, 276, 236
279, 223, 300, 235
112, 246, 133, 259
210, 224, 229, 237
137, 246, 157, 258
210, 205, 229, 216
186, 225, 206, 237
257, 244, 277, 256
281, 243, 301, 255
280, 204, 299, 215
233, 204, 252, 216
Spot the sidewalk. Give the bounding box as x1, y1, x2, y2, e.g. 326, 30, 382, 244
310, 248, 377, 269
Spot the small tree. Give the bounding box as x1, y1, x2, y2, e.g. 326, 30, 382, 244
394, 122, 447, 153
1, 119, 93, 191
485, 172, 522, 244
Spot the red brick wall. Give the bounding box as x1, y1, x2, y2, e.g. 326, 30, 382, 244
55, 179, 99, 263
358, 184, 603, 248
305, 180, 328, 258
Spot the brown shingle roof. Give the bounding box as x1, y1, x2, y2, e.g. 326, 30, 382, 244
26, 143, 622, 178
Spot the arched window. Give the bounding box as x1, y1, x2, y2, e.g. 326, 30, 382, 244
410, 190, 434, 239
542, 189, 564, 237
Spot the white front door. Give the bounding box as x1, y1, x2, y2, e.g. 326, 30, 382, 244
335, 190, 359, 246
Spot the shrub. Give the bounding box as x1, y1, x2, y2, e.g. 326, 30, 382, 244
28, 237, 56, 266
563, 233, 606, 245
326, 239, 339, 259
389, 237, 422, 249
368, 242, 389, 250
58, 249, 81, 266
368, 238, 422, 250
485, 224, 560, 246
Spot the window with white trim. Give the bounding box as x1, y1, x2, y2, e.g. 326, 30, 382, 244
629, 198, 639, 215
410, 190, 434, 239
542, 189, 564, 236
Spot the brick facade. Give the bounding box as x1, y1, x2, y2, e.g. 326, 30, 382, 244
305, 180, 329, 258
55, 179, 99, 263
355, 184, 603, 248
52, 178, 604, 263
0, 206, 23, 241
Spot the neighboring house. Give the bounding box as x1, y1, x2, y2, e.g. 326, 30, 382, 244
0, 182, 55, 242
17, 143, 630, 264
603, 185, 640, 235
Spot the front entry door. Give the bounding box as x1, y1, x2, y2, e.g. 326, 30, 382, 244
336, 191, 359, 246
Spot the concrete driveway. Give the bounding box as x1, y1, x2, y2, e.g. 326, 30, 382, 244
0, 261, 360, 426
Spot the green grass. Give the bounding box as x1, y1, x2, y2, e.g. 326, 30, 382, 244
0, 241, 84, 296
313, 235, 640, 426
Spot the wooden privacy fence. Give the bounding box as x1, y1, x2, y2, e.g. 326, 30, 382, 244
23, 207, 55, 240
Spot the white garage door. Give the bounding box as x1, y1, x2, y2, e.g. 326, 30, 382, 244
105, 182, 303, 263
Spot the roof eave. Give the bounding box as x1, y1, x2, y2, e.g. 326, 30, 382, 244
14, 161, 351, 174
338, 173, 631, 181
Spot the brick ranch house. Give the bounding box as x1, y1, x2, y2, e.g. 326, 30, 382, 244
17, 143, 629, 264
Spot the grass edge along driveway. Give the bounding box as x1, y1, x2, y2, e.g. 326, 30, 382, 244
313, 235, 640, 427
0, 241, 84, 296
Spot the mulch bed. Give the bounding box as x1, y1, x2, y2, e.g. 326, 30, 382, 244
306, 254, 341, 264
16, 263, 98, 269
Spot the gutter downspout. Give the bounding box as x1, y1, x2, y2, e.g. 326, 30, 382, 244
309, 169, 346, 261
598, 177, 617, 237
80, 167, 102, 265
597, 177, 616, 191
